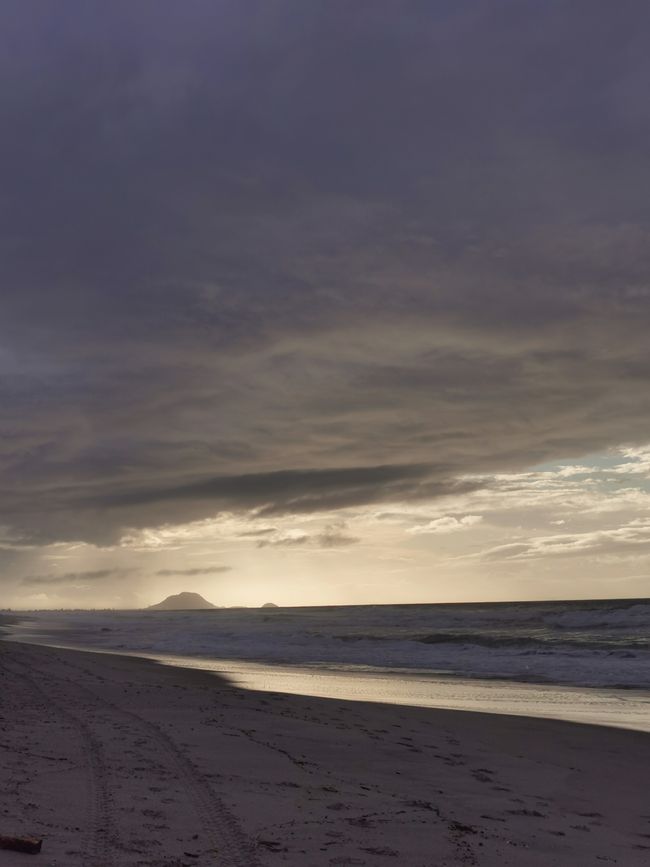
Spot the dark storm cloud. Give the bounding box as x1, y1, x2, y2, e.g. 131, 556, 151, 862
2, 1, 650, 547
155, 567, 230, 576
41, 464, 470, 543
102, 464, 436, 509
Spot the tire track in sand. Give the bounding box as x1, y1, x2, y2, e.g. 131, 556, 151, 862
8, 649, 260, 867
0, 653, 116, 867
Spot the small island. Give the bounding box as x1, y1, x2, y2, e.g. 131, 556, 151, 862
261, 602, 279, 608
147, 592, 217, 610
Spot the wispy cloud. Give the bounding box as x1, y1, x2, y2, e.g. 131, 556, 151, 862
257, 523, 360, 549
481, 519, 650, 561
408, 515, 483, 535
237, 528, 277, 537
21, 569, 132, 587
155, 566, 231, 576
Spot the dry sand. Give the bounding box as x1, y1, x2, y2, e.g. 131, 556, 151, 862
1, 640, 649, 866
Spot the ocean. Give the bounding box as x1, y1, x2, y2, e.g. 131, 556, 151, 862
5, 598, 650, 732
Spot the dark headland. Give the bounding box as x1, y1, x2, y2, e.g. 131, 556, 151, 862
147, 592, 216, 610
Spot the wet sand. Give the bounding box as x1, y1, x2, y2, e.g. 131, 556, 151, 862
1, 639, 650, 866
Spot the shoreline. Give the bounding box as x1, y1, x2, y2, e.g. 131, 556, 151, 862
6, 600, 649, 695
6, 625, 650, 734
2, 639, 650, 865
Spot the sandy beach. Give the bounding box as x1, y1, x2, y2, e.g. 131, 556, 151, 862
1, 640, 649, 866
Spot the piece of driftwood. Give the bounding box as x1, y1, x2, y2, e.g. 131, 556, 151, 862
0, 834, 43, 854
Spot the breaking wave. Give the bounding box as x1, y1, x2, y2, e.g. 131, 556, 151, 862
6, 597, 650, 689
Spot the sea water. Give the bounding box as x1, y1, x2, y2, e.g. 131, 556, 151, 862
5, 599, 650, 732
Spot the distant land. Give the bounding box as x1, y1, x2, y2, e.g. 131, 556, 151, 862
147, 592, 216, 611
262, 602, 279, 608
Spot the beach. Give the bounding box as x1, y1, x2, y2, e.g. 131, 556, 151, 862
2, 640, 650, 866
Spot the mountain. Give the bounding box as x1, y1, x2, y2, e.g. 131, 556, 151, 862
147, 592, 217, 610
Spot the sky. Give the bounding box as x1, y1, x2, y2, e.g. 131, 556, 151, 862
2, 1, 650, 608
